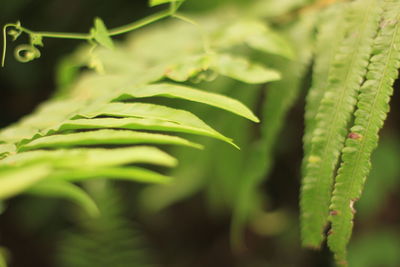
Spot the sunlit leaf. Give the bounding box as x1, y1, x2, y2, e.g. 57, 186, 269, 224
0, 164, 51, 199
19, 129, 203, 151
91, 17, 114, 49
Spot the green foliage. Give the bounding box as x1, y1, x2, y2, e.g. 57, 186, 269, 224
0, 1, 286, 224
2, 0, 400, 266
91, 18, 114, 50
301, 0, 383, 249
328, 0, 400, 263
300, 0, 400, 264
56, 182, 151, 267
231, 11, 317, 246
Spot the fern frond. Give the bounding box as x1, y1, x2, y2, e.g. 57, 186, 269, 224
161, 52, 281, 84
0, 6, 283, 215
328, 1, 400, 263
138, 81, 259, 214
303, 3, 347, 163
300, 0, 383, 248
77, 102, 233, 141
49, 117, 233, 143
214, 19, 294, 59
51, 166, 172, 184
211, 53, 281, 84
2, 146, 177, 168
27, 179, 100, 217
56, 183, 151, 267
0, 164, 51, 199
0, 146, 175, 204
115, 82, 259, 122
19, 130, 203, 151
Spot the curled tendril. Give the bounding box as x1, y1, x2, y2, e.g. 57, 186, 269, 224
14, 44, 41, 63
1, 2, 187, 67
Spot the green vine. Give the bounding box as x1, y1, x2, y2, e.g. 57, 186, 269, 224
1, 0, 188, 67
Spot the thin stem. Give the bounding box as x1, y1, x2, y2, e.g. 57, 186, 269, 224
15, 9, 173, 39
32, 32, 89, 40
18, 26, 89, 40
2, 3, 185, 67
2, 24, 16, 67
109, 9, 172, 36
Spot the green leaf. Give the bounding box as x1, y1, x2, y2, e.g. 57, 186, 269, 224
0, 144, 15, 159
328, 1, 400, 263
19, 129, 203, 151
163, 54, 213, 82
30, 34, 43, 47
303, 3, 347, 166
216, 20, 294, 59
115, 82, 259, 122
211, 54, 281, 84
91, 17, 114, 49
74, 102, 237, 147
51, 117, 236, 148
0, 99, 83, 144
51, 166, 172, 184
1, 146, 177, 168
27, 179, 100, 217
0, 164, 51, 199
300, 0, 383, 248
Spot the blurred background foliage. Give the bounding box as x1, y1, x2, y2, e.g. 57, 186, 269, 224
1, 0, 400, 266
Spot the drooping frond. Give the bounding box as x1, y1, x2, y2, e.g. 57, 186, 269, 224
328, 1, 400, 264
56, 182, 151, 267
27, 179, 101, 217
300, 0, 383, 248
303, 3, 347, 164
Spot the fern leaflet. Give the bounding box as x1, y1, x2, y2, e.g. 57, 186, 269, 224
328, 1, 400, 264
303, 3, 347, 165
300, 0, 383, 248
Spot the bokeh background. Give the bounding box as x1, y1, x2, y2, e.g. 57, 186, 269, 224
1, 1, 400, 267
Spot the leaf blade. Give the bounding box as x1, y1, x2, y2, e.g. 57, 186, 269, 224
115, 82, 259, 122
19, 129, 203, 151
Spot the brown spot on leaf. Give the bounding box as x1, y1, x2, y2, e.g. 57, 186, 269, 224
348, 132, 361, 139
350, 198, 359, 214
